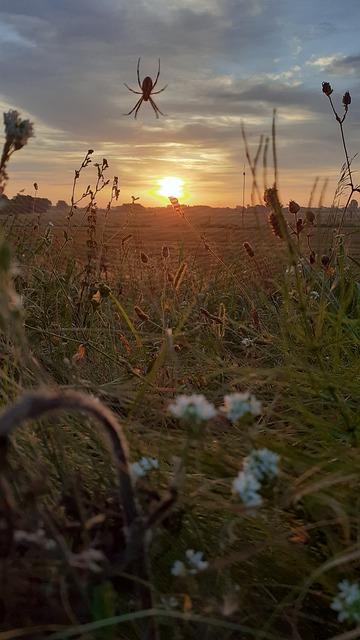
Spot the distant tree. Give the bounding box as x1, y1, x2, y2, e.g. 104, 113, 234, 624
350, 199, 358, 210
55, 199, 69, 209
11, 194, 52, 214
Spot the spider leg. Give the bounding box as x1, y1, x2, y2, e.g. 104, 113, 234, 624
124, 83, 142, 95
123, 97, 143, 116
152, 58, 161, 89
137, 57, 142, 90
151, 84, 168, 95
134, 98, 144, 119
149, 97, 166, 117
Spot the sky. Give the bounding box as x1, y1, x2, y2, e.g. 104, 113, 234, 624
1, 0, 360, 208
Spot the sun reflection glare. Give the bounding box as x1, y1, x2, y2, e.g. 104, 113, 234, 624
156, 176, 184, 199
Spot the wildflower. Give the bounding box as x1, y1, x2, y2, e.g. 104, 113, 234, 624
330, 580, 360, 623
131, 456, 159, 479
168, 394, 217, 421
4, 110, 34, 149
241, 337, 253, 348
14, 528, 56, 551
220, 392, 262, 422
243, 448, 280, 482
186, 549, 209, 572
232, 470, 262, 507
171, 549, 208, 577
171, 560, 187, 577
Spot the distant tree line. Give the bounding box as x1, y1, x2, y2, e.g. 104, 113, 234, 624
0, 193, 52, 214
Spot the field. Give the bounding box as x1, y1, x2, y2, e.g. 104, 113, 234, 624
1, 115, 360, 640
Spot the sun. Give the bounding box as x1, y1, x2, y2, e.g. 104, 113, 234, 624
156, 176, 185, 199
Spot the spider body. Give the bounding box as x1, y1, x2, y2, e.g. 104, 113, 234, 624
124, 57, 167, 119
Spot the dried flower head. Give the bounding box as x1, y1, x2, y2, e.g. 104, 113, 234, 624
243, 242, 255, 258
263, 186, 280, 209
140, 252, 149, 264
169, 196, 181, 212
4, 110, 34, 149
268, 211, 284, 239
321, 254, 330, 268
134, 305, 149, 322
322, 82, 333, 97
342, 91, 351, 107
305, 209, 315, 224
162, 245, 170, 259
296, 218, 304, 233
288, 200, 300, 214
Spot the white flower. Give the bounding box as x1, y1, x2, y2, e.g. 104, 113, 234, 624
220, 392, 262, 421
185, 549, 209, 572
168, 394, 217, 421
232, 470, 262, 507
171, 549, 209, 577
330, 580, 360, 623
243, 448, 280, 482
131, 456, 159, 479
241, 338, 253, 347
171, 560, 187, 577
13, 528, 56, 551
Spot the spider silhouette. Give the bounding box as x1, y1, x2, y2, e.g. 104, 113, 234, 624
123, 57, 167, 119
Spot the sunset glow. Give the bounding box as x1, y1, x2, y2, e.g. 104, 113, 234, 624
156, 176, 185, 199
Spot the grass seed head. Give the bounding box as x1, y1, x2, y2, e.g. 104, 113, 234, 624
140, 252, 149, 264
268, 211, 284, 239
243, 242, 255, 258
134, 305, 149, 322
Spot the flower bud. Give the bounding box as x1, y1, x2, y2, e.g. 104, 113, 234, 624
342, 91, 351, 107
288, 200, 300, 214
243, 242, 255, 258
305, 209, 315, 224
322, 82, 333, 96
321, 254, 330, 267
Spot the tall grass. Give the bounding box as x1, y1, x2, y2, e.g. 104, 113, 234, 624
0, 86, 360, 640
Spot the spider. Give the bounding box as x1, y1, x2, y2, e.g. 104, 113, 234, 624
123, 57, 167, 119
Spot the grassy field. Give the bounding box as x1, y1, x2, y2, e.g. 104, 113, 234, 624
1, 108, 360, 640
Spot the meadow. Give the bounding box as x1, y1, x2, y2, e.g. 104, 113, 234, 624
0, 91, 360, 640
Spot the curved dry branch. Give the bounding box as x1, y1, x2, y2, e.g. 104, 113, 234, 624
0, 389, 138, 532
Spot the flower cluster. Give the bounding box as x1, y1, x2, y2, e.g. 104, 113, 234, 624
232, 448, 280, 508
330, 580, 360, 623
131, 456, 159, 479
4, 110, 34, 150
171, 549, 209, 577
168, 394, 217, 421
220, 392, 262, 422
14, 528, 56, 551
1, 110, 34, 191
